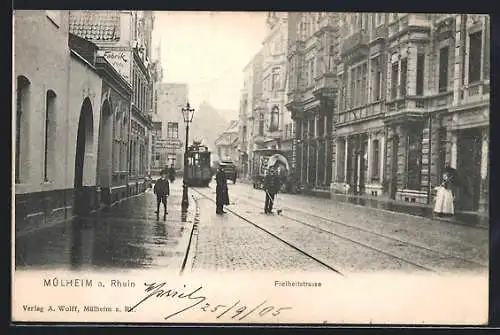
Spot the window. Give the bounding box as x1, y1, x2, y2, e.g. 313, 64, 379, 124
339, 74, 345, 111
16, 76, 30, 183
356, 67, 361, 106
361, 63, 367, 105
270, 106, 279, 131
438, 46, 449, 92
468, 31, 482, 83
350, 68, 355, 108
406, 125, 423, 190
155, 153, 161, 161
391, 62, 399, 99
258, 113, 264, 136
372, 139, 380, 179
373, 58, 382, 101
416, 54, 425, 95
44, 90, 57, 182
167, 122, 179, 138
121, 116, 128, 170
271, 67, 280, 90
400, 58, 407, 96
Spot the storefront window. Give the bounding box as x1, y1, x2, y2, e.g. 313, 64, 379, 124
406, 125, 424, 189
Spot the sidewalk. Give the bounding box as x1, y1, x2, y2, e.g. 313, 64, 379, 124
236, 177, 488, 228
15, 182, 197, 271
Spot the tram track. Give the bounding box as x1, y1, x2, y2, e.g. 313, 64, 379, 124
235, 192, 488, 272
193, 185, 487, 273
190, 187, 345, 276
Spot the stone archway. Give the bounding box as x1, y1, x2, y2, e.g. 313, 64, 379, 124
74, 98, 94, 215
97, 99, 113, 204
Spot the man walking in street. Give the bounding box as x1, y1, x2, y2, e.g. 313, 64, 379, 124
154, 171, 170, 219
215, 166, 229, 214
264, 166, 281, 214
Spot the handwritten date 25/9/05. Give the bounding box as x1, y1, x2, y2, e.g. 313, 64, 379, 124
128, 282, 292, 321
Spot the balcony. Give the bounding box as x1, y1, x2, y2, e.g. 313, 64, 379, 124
336, 101, 384, 125
286, 89, 304, 112
288, 40, 305, 58
312, 73, 336, 99
460, 80, 490, 105
388, 14, 431, 40
371, 25, 388, 43
340, 30, 369, 59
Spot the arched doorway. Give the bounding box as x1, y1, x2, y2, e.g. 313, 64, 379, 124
97, 99, 113, 204
74, 98, 94, 214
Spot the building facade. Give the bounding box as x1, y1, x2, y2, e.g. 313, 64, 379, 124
254, 13, 291, 151
286, 12, 339, 191
156, 83, 189, 170
69, 10, 154, 198
240, 51, 263, 178
215, 120, 240, 164
14, 10, 103, 230
331, 13, 489, 215
149, 41, 164, 175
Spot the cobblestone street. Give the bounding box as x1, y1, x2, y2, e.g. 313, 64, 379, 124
16, 181, 489, 275
188, 182, 488, 274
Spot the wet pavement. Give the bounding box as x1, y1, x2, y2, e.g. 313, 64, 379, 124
15, 182, 195, 271
240, 179, 488, 228
193, 184, 489, 273
328, 193, 488, 228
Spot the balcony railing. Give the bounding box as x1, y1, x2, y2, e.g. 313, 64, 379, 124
372, 25, 388, 42
337, 101, 384, 124
313, 73, 336, 98
460, 80, 490, 104
340, 30, 369, 56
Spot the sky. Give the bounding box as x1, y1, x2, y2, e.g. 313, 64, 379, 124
152, 11, 268, 120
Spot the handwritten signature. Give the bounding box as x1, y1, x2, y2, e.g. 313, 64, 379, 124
127, 282, 292, 321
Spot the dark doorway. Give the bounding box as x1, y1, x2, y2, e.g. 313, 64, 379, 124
74, 98, 94, 214
456, 128, 482, 211
390, 134, 400, 200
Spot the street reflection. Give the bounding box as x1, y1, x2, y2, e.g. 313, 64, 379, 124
16, 193, 190, 270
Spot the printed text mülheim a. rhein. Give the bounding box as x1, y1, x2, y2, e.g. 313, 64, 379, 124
274, 280, 322, 288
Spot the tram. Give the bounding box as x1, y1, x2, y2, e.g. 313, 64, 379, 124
251, 148, 296, 193
186, 141, 212, 187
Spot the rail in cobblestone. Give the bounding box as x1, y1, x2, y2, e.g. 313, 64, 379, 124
232, 194, 488, 272
190, 187, 345, 276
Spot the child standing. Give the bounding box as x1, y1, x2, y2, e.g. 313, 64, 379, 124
433, 171, 455, 217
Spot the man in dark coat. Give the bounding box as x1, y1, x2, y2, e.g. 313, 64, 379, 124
264, 166, 281, 214
215, 167, 229, 214
168, 165, 176, 183
154, 171, 170, 218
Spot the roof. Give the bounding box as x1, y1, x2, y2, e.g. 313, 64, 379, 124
69, 11, 121, 41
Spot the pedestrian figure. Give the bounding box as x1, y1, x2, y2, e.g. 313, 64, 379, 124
215, 166, 229, 214
154, 171, 170, 218
433, 168, 455, 217
168, 165, 176, 183
264, 166, 281, 214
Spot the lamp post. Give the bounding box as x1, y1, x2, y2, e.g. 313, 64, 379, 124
181, 102, 195, 210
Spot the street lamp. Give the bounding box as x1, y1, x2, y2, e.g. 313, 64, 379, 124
181, 102, 195, 210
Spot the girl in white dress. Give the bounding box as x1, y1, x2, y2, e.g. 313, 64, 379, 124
433, 172, 455, 217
